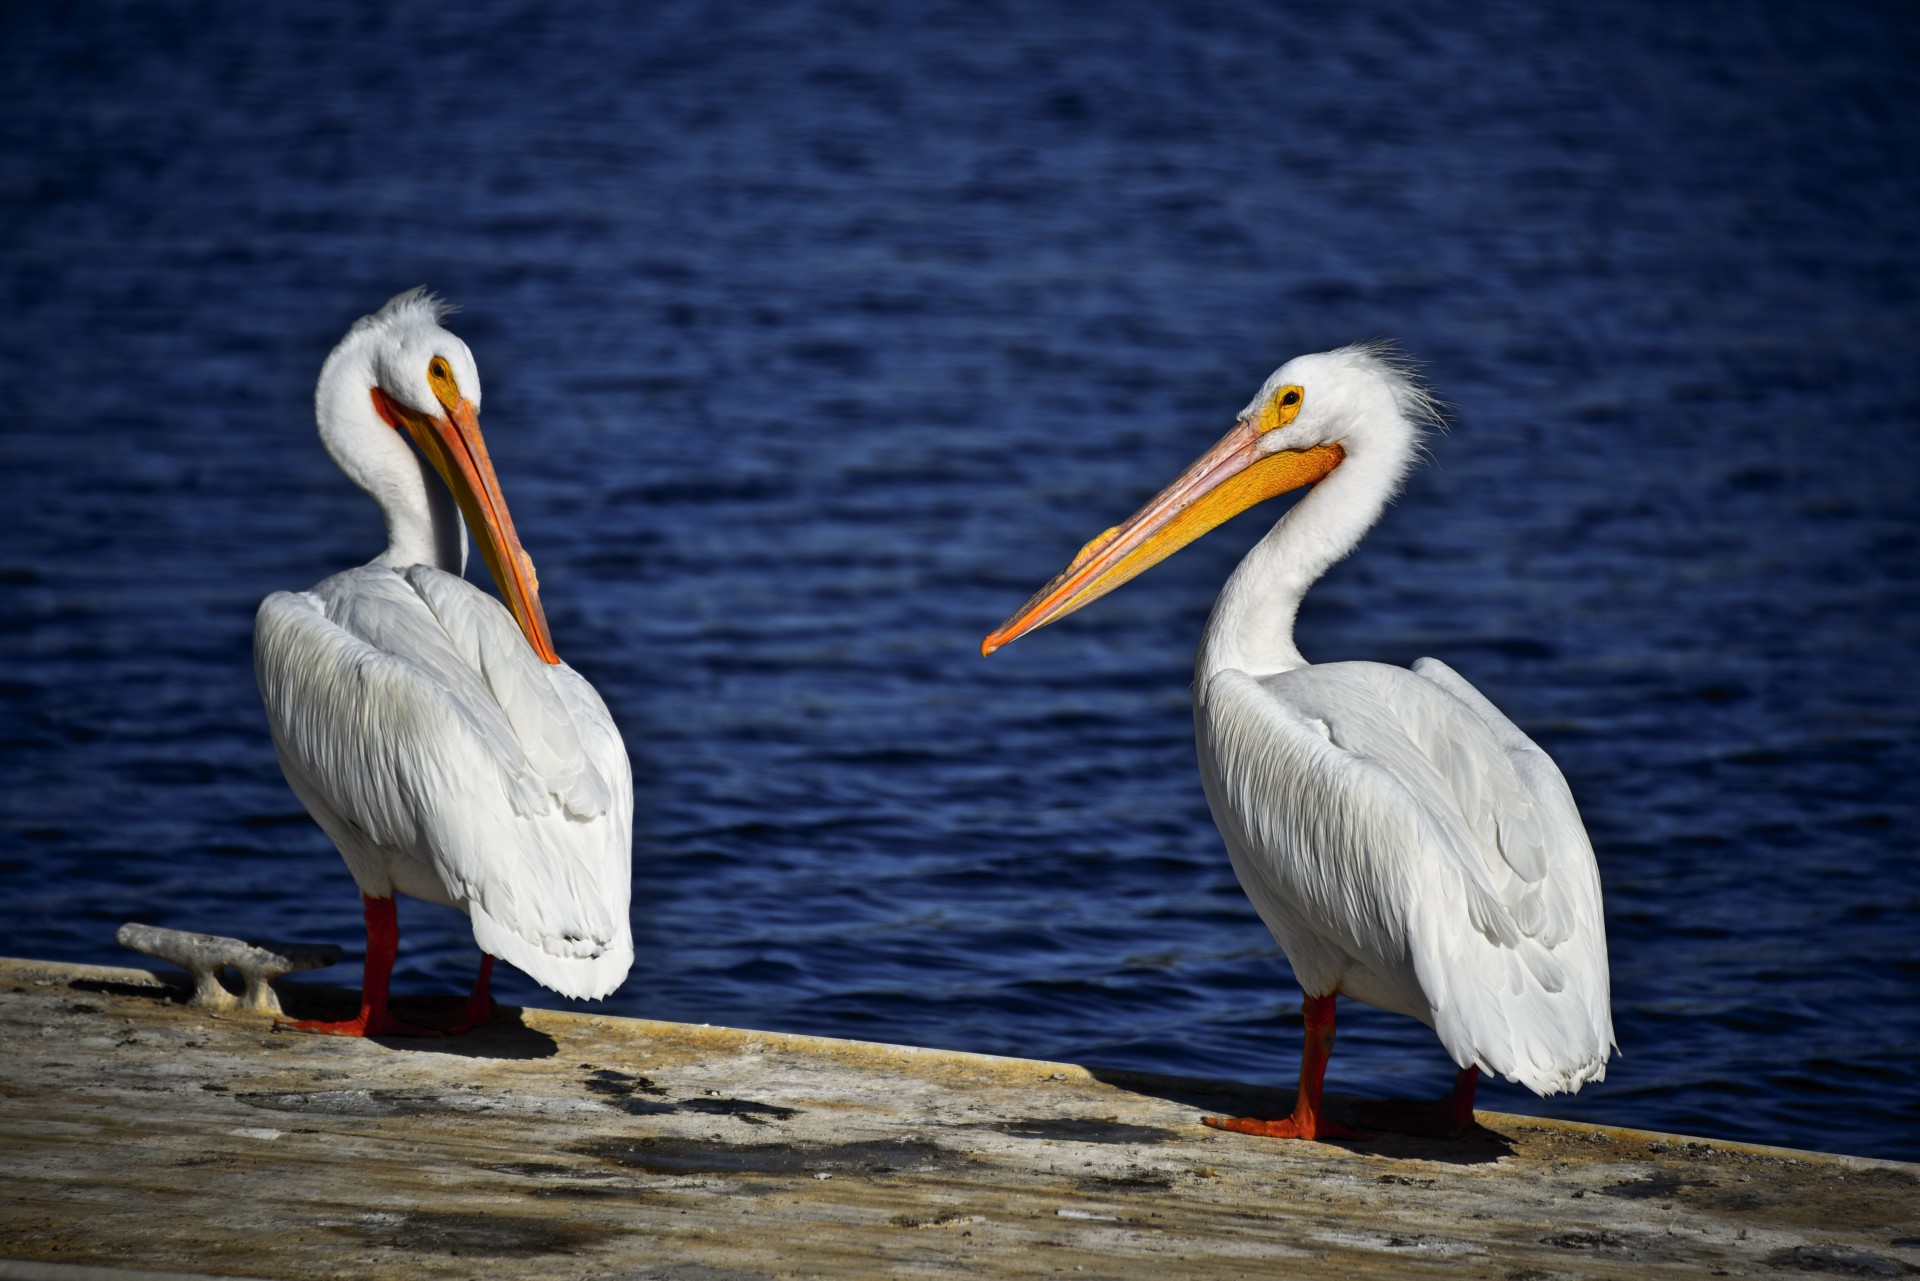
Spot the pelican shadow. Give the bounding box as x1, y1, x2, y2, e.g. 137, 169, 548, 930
273, 979, 559, 1060
1085, 1064, 1516, 1166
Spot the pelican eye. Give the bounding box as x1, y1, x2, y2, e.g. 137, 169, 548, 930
1256, 384, 1307, 433
426, 356, 461, 408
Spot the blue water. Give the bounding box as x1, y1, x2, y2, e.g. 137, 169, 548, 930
2, 1, 1916, 1162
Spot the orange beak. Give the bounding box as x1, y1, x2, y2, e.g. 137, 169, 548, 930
982, 421, 1343, 655
372, 387, 561, 665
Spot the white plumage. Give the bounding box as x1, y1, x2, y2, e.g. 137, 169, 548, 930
986, 345, 1613, 1137
255, 290, 632, 1033
1199, 660, 1611, 1096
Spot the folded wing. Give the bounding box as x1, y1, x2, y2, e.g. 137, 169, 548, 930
254, 564, 633, 1000
1198, 660, 1612, 1095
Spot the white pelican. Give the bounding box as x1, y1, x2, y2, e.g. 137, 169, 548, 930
254, 289, 633, 1036
983, 346, 1613, 1139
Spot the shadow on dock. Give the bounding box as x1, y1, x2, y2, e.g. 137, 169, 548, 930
272, 981, 562, 1060
1084, 1064, 1516, 1165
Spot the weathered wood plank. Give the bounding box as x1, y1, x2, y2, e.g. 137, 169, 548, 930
0, 955, 1913, 1279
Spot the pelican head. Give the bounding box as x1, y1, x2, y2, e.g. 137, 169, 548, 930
319, 289, 559, 665
982, 344, 1434, 655
359, 292, 485, 425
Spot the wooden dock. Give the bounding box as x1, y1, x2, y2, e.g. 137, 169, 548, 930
0, 955, 1913, 1279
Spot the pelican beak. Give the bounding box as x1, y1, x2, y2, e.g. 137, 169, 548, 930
373, 387, 561, 665
981, 422, 1343, 655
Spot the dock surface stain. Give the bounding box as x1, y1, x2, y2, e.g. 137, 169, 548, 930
240, 1088, 475, 1118
959, 1115, 1180, 1145
335, 1210, 625, 1256
577, 1135, 954, 1179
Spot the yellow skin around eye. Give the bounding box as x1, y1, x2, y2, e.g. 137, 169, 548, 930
428, 360, 460, 409
1253, 385, 1306, 435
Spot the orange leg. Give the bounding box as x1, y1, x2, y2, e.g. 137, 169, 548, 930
445, 953, 497, 1034
1202, 994, 1371, 1141
1356, 1064, 1481, 1138
282, 894, 441, 1037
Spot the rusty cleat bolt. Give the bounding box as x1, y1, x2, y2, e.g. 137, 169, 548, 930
115, 924, 342, 1016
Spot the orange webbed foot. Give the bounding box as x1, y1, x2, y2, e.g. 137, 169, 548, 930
1201, 1112, 1371, 1142
278, 1011, 443, 1038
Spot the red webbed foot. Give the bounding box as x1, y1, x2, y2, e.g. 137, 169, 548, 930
277, 894, 450, 1037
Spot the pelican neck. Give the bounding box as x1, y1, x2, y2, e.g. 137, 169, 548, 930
1195, 440, 1408, 684
314, 338, 467, 576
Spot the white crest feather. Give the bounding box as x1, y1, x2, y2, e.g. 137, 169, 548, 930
1331, 341, 1448, 436
350, 286, 459, 338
